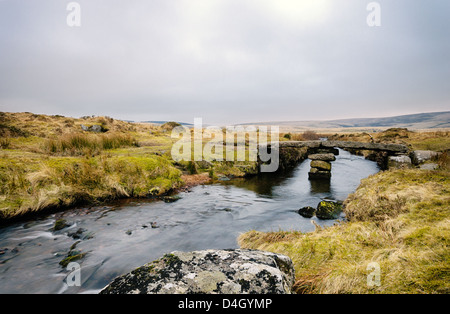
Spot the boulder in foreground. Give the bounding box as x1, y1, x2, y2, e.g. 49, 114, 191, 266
100, 249, 295, 294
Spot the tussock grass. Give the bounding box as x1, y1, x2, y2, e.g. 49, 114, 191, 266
239, 169, 450, 294
43, 133, 139, 156
0, 155, 182, 220
0, 112, 183, 220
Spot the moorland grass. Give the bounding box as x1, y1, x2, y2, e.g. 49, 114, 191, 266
0, 112, 258, 221
43, 133, 139, 156
238, 169, 450, 294
0, 154, 183, 220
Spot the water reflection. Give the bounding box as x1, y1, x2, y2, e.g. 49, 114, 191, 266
220, 170, 296, 197
309, 179, 331, 194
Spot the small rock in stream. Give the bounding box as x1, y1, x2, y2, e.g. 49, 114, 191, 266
298, 206, 316, 218
52, 219, 70, 231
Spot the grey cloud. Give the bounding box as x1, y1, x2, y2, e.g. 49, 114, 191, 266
0, 0, 449, 124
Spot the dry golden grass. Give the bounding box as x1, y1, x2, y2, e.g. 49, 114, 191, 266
43, 133, 139, 156
0, 155, 183, 220
0, 112, 186, 220
0, 112, 261, 221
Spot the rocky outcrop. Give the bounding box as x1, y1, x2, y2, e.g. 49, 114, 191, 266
81, 124, 104, 132
100, 249, 295, 294
419, 163, 438, 170
410, 150, 441, 165
387, 155, 413, 169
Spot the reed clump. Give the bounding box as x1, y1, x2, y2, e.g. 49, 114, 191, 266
44, 133, 139, 156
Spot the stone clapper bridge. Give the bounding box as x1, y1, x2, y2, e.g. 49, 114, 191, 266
260, 140, 410, 179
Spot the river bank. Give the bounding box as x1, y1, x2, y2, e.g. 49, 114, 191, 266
238, 168, 450, 294
0, 112, 259, 223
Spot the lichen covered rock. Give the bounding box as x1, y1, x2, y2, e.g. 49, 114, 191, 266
410, 150, 440, 165
316, 200, 342, 220
387, 155, 412, 169
100, 249, 295, 294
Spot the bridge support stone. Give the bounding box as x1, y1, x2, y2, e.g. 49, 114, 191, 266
308, 153, 335, 180
308, 147, 339, 155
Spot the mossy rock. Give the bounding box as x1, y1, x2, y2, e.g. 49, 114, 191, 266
53, 219, 69, 231
316, 201, 342, 220
310, 160, 332, 171
162, 195, 181, 203
59, 252, 86, 267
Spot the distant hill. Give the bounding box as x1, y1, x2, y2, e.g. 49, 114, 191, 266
241, 111, 450, 131
141, 121, 194, 127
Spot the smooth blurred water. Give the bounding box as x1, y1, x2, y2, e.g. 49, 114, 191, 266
0, 149, 379, 293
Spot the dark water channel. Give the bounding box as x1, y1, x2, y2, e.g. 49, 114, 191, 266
0, 149, 379, 293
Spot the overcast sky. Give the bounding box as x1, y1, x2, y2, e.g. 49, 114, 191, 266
0, 0, 449, 125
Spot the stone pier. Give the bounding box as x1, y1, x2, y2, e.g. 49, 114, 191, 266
308, 153, 336, 180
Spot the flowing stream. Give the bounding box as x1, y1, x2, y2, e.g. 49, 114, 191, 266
0, 149, 379, 293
